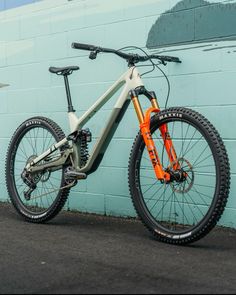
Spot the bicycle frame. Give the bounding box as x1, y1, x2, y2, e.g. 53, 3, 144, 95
26, 66, 176, 181
69, 66, 144, 174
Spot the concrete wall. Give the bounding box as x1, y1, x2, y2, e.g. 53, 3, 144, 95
0, 0, 235, 227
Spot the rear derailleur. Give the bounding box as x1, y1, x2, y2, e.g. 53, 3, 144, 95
21, 169, 41, 201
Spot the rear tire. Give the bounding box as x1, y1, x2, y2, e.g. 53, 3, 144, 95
5, 117, 71, 223
129, 107, 230, 245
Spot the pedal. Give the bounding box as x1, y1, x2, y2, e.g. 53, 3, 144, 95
65, 168, 87, 180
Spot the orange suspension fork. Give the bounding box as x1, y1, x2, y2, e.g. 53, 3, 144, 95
149, 98, 178, 165
159, 124, 179, 168
130, 89, 178, 182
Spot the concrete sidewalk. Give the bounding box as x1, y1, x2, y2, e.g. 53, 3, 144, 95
0, 202, 235, 294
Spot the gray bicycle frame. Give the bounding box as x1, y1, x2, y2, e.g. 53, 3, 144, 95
26, 67, 144, 175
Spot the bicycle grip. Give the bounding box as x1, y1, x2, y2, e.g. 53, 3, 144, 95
161, 56, 182, 63
72, 42, 96, 51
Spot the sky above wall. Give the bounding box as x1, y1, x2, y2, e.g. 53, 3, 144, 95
0, 0, 41, 11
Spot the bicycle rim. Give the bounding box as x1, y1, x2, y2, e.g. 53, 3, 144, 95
138, 118, 218, 236
12, 125, 65, 215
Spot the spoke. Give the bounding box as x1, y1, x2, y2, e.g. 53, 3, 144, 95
186, 192, 205, 218
50, 175, 63, 182
191, 145, 210, 168
45, 135, 55, 151
28, 130, 37, 155
182, 129, 198, 157
15, 177, 22, 183
193, 154, 214, 169
24, 135, 36, 156
42, 128, 46, 153
15, 153, 28, 162
194, 172, 216, 177
155, 189, 173, 219
176, 191, 197, 225
143, 180, 159, 194
145, 184, 165, 204
180, 124, 190, 158
140, 175, 157, 180
141, 183, 159, 187
148, 185, 167, 213
20, 139, 29, 159
19, 184, 28, 198
142, 155, 151, 163
153, 132, 164, 148
17, 146, 28, 160
194, 183, 215, 189
168, 190, 174, 223
43, 182, 54, 206
191, 186, 213, 202
193, 164, 215, 170
33, 128, 37, 154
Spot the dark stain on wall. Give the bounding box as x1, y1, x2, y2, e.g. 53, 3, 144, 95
147, 0, 236, 49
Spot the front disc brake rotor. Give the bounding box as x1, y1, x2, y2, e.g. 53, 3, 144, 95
169, 158, 194, 194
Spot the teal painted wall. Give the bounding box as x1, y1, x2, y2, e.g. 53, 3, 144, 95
0, 0, 236, 227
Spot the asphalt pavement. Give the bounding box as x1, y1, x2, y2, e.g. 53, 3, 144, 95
0, 202, 235, 294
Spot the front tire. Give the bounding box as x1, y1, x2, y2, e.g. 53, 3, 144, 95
129, 107, 230, 245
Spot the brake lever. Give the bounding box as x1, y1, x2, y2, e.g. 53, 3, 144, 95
161, 60, 167, 66
89, 51, 98, 60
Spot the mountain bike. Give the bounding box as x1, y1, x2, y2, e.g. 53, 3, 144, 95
5, 42, 230, 245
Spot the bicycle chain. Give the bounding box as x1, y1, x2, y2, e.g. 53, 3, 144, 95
28, 181, 76, 201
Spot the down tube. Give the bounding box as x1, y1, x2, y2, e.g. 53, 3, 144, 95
79, 100, 131, 175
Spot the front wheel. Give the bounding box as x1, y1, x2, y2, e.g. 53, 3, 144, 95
129, 107, 230, 245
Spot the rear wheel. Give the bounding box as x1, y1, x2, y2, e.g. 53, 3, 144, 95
129, 107, 230, 245
6, 117, 71, 223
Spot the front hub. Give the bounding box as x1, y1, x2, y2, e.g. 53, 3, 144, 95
167, 158, 194, 194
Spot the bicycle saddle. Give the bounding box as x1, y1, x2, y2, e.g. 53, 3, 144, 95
49, 66, 80, 76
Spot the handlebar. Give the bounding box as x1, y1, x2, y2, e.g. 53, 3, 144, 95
71, 42, 182, 65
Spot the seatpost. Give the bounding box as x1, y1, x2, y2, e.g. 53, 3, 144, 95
64, 75, 75, 112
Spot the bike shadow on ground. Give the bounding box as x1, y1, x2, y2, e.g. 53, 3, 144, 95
6, 203, 236, 253
48, 210, 236, 253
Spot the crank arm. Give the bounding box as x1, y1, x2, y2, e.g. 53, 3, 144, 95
27, 149, 73, 174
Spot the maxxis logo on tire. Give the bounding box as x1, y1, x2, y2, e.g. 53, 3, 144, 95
158, 113, 183, 121
26, 120, 42, 127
